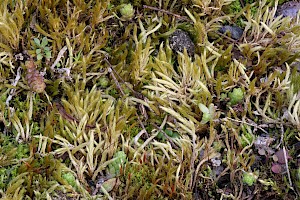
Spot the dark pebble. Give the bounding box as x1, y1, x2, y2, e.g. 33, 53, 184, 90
276, 2, 300, 18
169, 29, 195, 56
219, 26, 243, 40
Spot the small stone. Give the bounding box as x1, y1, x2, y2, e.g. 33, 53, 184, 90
15, 53, 24, 61
271, 163, 282, 174
213, 165, 224, 177
258, 148, 266, 156
211, 157, 222, 167
254, 136, 274, 149
219, 26, 243, 40
274, 148, 291, 164
272, 154, 278, 162
276, 2, 300, 18
169, 30, 195, 56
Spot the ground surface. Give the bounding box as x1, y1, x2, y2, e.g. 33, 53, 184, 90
1, 0, 300, 199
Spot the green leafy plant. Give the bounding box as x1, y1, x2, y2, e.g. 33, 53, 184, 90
228, 88, 244, 105
240, 125, 255, 147
157, 129, 180, 141
242, 171, 258, 186
120, 4, 134, 20
32, 37, 52, 60
199, 103, 216, 124
108, 151, 127, 176
62, 172, 77, 189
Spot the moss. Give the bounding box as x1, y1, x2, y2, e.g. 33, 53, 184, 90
229, 1, 243, 14
15, 143, 30, 159
0, 166, 19, 190
240, 125, 254, 148
156, 129, 180, 141
228, 88, 244, 105
108, 151, 127, 176
123, 162, 155, 197
62, 172, 76, 188
0, 0, 300, 199
119, 4, 135, 20
242, 172, 257, 186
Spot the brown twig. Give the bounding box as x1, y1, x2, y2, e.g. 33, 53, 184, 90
151, 123, 179, 150
217, 32, 240, 44
226, 117, 269, 134
104, 58, 150, 137
54, 101, 96, 129
104, 58, 125, 96
239, 0, 245, 8
136, 113, 149, 138
143, 5, 191, 21
105, 59, 144, 99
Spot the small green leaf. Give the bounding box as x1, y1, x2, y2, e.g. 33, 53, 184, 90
36, 49, 42, 54
37, 54, 43, 60
166, 129, 180, 138
199, 103, 215, 124
165, 129, 173, 137
108, 151, 127, 176
202, 112, 212, 124
199, 103, 209, 113
98, 77, 109, 88
62, 172, 76, 188
45, 51, 51, 59
220, 93, 227, 101
41, 37, 48, 47
44, 47, 50, 51
157, 132, 164, 139
34, 38, 40, 46
120, 4, 134, 20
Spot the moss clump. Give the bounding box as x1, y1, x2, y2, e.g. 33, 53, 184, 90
242, 172, 258, 186
97, 77, 110, 88
108, 151, 127, 176
62, 172, 76, 188
120, 4, 135, 20
0, 0, 300, 199
228, 88, 244, 105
